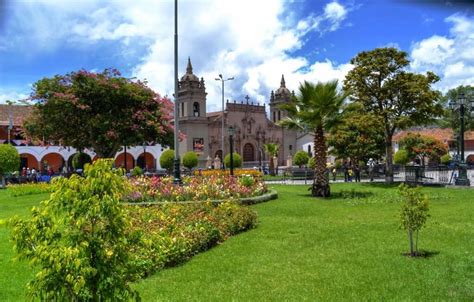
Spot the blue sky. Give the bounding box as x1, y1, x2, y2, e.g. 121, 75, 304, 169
0, 0, 473, 112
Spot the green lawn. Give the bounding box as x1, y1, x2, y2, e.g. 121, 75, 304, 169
1, 184, 473, 301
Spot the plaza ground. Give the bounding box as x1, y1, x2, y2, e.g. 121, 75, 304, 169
1, 184, 473, 301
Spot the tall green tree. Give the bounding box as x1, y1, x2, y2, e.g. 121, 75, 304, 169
263, 143, 279, 176
327, 102, 385, 163
436, 85, 474, 130
0, 144, 20, 188
279, 80, 347, 197
344, 48, 443, 183
398, 132, 448, 165
25, 69, 174, 158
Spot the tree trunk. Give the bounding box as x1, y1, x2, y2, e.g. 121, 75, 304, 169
0, 176, 5, 189
385, 134, 394, 183
269, 155, 275, 176
312, 127, 330, 197
408, 230, 415, 257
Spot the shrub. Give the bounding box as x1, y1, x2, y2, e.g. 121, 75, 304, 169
71, 152, 92, 170
7, 183, 53, 197
394, 149, 410, 165
398, 184, 430, 257
131, 166, 143, 177
0, 144, 20, 188
440, 153, 452, 165
293, 151, 309, 167
160, 149, 175, 173
239, 175, 254, 187
224, 153, 242, 168
308, 157, 316, 169
182, 151, 199, 170
8, 159, 140, 301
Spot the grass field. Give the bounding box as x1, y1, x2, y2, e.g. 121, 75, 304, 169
1, 184, 473, 301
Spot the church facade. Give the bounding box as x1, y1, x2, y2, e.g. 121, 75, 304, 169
176, 58, 299, 167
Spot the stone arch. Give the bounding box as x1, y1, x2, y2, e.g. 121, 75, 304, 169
67, 152, 92, 170
137, 152, 155, 170
40, 152, 65, 173
20, 153, 39, 170
243, 143, 255, 162
193, 102, 200, 117
115, 152, 135, 171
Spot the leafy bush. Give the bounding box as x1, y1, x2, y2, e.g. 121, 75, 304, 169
8, 159, 140, 301
224, 153, 242, 168
160, 149, 175, 173
398, 184, 430, 257
127, 202, 257, 277
7, 183, 53, 197
182, 151, 199, 170
440, 153, 452, 165
308, 157, 316, 169
0, 144, 19, 188
394, 149, 410, 165
71, 152, 91, 170
131, 166, 143, 177
293, 151, 309, 167
239, 175, 254, 187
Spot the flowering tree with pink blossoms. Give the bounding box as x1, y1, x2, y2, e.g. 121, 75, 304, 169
24, 69, 175, 158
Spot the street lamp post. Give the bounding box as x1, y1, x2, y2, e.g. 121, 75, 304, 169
228, 126, 235, 176
215, 74, 234, 169
173, 0, 181, 184
450, 92, 473, 186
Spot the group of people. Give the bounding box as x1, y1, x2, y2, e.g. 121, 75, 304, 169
330, 158, 377, 182
19, 166, 56, 182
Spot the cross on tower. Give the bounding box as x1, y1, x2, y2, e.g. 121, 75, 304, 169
245, 95, 250, 103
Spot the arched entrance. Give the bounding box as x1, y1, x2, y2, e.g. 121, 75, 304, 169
137, 152, 155, 170
67, 153, 92, 170
41, 153, 65, 174
20, 153, 39, 170
115, 153, 134, 171
243, 143, 255, 162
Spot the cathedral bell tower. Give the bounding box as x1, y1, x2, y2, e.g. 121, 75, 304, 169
177, 57, 209, 163
269, 74, 292, 123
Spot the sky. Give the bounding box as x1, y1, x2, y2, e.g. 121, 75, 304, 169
0, 0, 473, 112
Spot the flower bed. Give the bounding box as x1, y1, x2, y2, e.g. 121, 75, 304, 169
6, 183, 54, 197
127, 201, 257, 277
194, 169, 263, 177
127, 174, 267, 202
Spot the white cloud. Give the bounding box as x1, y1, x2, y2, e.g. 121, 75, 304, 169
411, 14, 474, 92
1, 0, 354, 111
0, 91, 29, 104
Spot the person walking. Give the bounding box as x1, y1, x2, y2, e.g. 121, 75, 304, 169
367, 158, 375, 181
354, 163, 361, 182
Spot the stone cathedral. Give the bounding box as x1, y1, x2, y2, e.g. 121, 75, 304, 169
176, 58, 298, 167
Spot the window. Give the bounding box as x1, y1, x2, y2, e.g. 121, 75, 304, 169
193, 102, 200, 117
247, 122, 252, 134
181, 102, 185, 117
289, 145, 292, 151
273, 111, 276, 123
278, 110, 281, 121
193, 138, 204, 153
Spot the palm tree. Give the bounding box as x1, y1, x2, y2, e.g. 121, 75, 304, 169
279, 80, 347, 197
263, 143, 279, 176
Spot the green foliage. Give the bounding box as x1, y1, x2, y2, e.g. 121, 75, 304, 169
293, 151, 309, 167
308, 157, 316, 169
278, 80, 348, 197
224, 153, 242, 168
334, 159, 343, 169
0, 144, 20, 175
160, 149, 175, 172
328, 102, 385, 162
0, 144, 19, 188
238, 175, 255, 188
399, 132, 448, 164
71, 152, 92, 170
394, 149, 410, 165
24, 69, 174, 158
436, 85, 474, 130
344, 47, 443, 181
398, 184, 430, 257
131, 166, 143, 177
440, 153, 452, 165
182, 151, 199, 170
8, 159, 140, 301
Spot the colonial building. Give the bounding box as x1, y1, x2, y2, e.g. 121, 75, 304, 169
176, 58, 298, 167
0, 104, 164, 173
